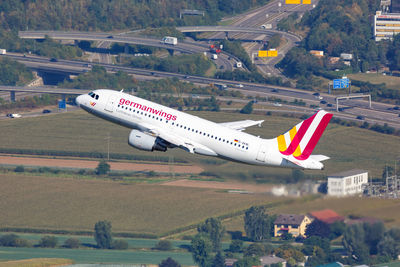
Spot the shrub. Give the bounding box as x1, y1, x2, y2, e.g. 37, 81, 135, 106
14, 165, 24, 172
63, 238, 80, 248
38, 236, 58, 248
154, 240, 172, 251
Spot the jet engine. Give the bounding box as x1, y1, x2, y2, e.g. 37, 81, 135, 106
128, 130, 167, 152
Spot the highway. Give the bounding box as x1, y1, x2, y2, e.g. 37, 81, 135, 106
1, 52, 399, 129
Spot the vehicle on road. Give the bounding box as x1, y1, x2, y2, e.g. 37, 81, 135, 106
0, 49, 6, 55
356, 115, 365, 120
260, 24, 272, 29
320, 100, 327, 104
273, 102, 282, 107
212, 54, 218, 60
42, 109, 51, 114
50, 58, 58, 62
161, 36, 178, 45
236, 84, 244, 88
76, 90, 333, 170
8, 113, 21, 118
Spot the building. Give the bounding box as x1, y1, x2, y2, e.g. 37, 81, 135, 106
327, 169, 368, 196
310, 50, 324, 57
274, 214, 312, 237
374, 11, 400, 41
309, 209, 344, 224
393, 0, 400, 12
260, 255, 287, 267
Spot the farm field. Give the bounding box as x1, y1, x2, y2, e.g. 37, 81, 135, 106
0, 247, 195, 265
0, 173, 275, 235
0, 109, 399, 178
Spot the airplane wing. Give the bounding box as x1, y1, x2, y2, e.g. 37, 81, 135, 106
219, 119, 264, 131
142, 123, 218, 156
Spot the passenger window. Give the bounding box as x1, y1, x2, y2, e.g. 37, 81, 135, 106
95, 95, 99, 100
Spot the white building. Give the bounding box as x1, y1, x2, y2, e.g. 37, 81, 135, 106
328, 169, 368, 196
374, 11, 400, 41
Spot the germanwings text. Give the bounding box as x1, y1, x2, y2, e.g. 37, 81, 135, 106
119, 98, 177, 121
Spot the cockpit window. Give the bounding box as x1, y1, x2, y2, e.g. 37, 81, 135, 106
88, 92, 99, 100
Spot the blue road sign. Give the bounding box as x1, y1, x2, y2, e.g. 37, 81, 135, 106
333, 78, 349, 89
58, 99, 66, 109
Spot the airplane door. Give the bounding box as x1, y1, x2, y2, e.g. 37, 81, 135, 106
105, 95, 117, 112
256, 142, 268, 162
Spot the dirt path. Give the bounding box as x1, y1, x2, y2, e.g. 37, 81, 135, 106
0, 155, 203, 174
162, 179, 273, 193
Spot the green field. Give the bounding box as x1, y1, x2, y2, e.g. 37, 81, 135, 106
0, 247, 195, 265
0, 109, 398, 178
348, 73, 400, 91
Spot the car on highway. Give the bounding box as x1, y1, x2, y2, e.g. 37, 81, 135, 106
327, 103, 333, 107
356, 115, 365, 120
272, 89, 279, 93
393, 106, 399, 110
320, 100, 327, 104
50, 58, 58, 62
236, 84, 244, 88
313, 92, 320, 96
273, 102, 282, 107
42, 109, 51, 114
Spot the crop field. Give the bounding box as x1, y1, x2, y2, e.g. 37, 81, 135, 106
0, 258, 73, 267
0, 109, 399, 178
0, 247, 195, 265
0, 173, 275, 235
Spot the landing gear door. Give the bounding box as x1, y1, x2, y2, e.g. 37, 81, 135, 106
256, 142, 268, 162
105, 95, 117, 112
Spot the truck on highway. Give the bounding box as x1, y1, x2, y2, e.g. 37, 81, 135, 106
212, 54, 218, 60
0, 49, 6, 55
161, 36, 178, 45
260, 24, 272, 29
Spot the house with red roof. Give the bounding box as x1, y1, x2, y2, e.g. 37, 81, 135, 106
309, 209, 344, 224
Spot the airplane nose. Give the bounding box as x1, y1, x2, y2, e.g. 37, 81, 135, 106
76, 95, 83, 106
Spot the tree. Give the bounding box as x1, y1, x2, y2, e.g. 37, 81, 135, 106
240, 101, 253, 114
363, 222, 384, 255
229, 239, 243, 253
305, 219, 331, 239
159, 257, 181, 267
155, 240, 172, 251
112, 239, 128, 250
244, 206, 274, 241
342, 224, 369, 263
63, 238, 80, 248
96, 160, 110, 175
191, 234, 213, 267
212, 251, 225, 267
244, 243, 265, 257
38, 236, 58, 248
233, 256, 260, 267
197, 217, 225, 251
303, 236, 330, 255
94, 220, 112, 249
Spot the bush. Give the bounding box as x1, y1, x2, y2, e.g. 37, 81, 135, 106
38, 235, 58, 248
0, 234, 30, 247
112, 239, 129, 250
154, 240, 173, 251
63, 238, 80, 248
14, 165, 24, 172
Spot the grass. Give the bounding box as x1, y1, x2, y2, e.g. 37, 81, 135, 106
1, 109, 399, 178
348, 73, 400, 91
0, 247, 194, 265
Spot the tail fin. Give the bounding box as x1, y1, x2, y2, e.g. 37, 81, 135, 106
276, 110, 332, 160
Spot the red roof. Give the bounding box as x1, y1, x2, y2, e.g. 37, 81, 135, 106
309, 209, 344, 224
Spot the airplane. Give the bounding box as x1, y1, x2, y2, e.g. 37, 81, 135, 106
76, 89, 333, 170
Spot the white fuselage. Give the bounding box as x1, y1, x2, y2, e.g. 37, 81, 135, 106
76, 89, 323, 169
